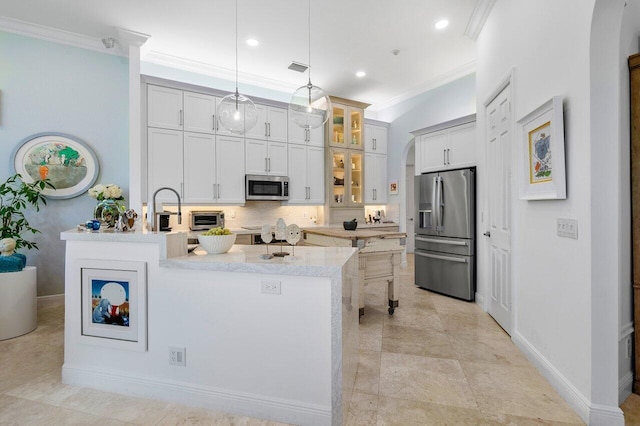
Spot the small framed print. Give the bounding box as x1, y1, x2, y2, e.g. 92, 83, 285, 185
517, 96, 566, 200
78, 259, 147, 352
389, 181, 398, 195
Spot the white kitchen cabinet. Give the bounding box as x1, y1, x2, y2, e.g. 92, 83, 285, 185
288, 110, 324, 146
245, 105, 288, 142
215, 135, 246, 203
364, 124, 388, 154
245, 139, 288, 176
365, 153, 387, 204
148, 85, 183, 130
288, 144, 324, 204
183, 132, 215, 202
147, 128, 184, 205
416, 121, 476, 173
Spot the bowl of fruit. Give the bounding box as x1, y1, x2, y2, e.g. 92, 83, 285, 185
197, 227, 236, 254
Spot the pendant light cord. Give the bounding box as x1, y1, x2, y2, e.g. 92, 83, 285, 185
235, 0, 239, 106
308, 0, 312, 86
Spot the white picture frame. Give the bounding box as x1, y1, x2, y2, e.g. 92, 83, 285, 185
78, 259, 147, 352
517, 96, 566, 200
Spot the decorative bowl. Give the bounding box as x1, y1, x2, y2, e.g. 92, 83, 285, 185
343, 219, 358, 231
197, 234, 236, 254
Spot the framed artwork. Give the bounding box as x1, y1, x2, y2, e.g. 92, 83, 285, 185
517, 96, 566, 200
389, 181, 398, 195
78, 259, 147, 352
12, 132, 99, 199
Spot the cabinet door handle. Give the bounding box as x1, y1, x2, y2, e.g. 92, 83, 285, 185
443, 149, 446, 165
447, 148, 451, 165
265, 158, 268, 172
212, 114, 216, 131
217, 184, 221, 199
268, 122, 271, 137
264, 122, 268, 137
268, 157, 271, 172
374, 138, 376, 150
179, 109, 183, 127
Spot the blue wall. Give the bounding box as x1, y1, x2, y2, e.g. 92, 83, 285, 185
0, 31, 129, 295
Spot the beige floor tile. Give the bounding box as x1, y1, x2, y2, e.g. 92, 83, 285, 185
382, 324, 456, 359
482, 411, 584, 425
377, 394, 488, 425
383, 304, 444, 332
438, 310, 504, 335
621, 392, 640, 425
447, 330, 530, 366
379, 352, 478, 409
0, 394, 127, 425
354, 350, 381, 395
461, 361, 583, 424
157, 403, 290, 425
345, 392, 378, 426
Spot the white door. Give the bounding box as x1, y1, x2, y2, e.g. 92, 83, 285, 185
267, 141, 288, 176
215, 135, 245, 204
287, 144, 308, 203
486, 83, 512, 334
183, 132, 215, 203
245, 139, 268, 174
406, 163, 415, 253
266, 107, 288, 142
147, 128, 183, 205
306, 146, 324, 204
147, 85, 183, 130
183, 92, 215, 134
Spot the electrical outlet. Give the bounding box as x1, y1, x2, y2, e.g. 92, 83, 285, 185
169, 346, 186, 366
261, 280, 281, 295
627, 338, 633, 359
557, 218, 578, 239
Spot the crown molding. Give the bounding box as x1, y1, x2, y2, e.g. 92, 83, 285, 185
368, 60, 476, 113
142, 50, 299, 95
0, 15, 124, 56
464, 0, 496, 40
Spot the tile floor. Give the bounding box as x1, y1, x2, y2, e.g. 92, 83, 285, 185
0, 254, 630, 425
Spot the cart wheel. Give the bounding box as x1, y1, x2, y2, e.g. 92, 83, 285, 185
388, 307, 395, 315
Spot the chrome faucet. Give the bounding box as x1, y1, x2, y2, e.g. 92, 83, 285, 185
150, 187, 182, 231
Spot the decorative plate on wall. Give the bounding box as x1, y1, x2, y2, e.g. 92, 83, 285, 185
12, 132, 99, 199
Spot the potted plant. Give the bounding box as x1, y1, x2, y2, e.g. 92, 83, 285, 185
0, 173, 52, 252
0, 173, 52, 340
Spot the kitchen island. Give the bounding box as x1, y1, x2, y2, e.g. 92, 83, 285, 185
303, 227, 406, 315
60, 229, 358, 426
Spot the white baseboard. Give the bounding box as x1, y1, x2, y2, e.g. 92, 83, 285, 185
512, 331, 624, 425
619, 371, 633, 405
37, 293, 64, 308
62, 365, 331, 425
475, 292, 484, 310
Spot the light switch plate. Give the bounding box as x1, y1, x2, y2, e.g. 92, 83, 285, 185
261, 280, 281, 295
557, 218, 578, 239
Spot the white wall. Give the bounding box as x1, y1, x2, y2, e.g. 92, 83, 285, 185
477, 0, 631, 422
0, 31, 129, 296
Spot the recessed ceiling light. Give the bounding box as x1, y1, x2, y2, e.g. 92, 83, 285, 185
435, 19, 449, 30
356, 71, 366, 78
246, 38, 259, 47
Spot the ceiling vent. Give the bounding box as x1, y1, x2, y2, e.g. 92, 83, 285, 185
288, 61, 309, 73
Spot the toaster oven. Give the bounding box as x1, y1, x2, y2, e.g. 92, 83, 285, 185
190, 211, 224, 231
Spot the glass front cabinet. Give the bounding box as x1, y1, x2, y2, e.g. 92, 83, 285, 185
330, 148, 363, 207
328, 101, 364, 150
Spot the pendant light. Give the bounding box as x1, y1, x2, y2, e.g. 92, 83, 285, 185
217, 0, 258, 134
289, 0, 331, 130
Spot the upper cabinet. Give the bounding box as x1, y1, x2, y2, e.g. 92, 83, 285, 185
414, 116, 476, 174
364, 123, 388, 154
183, 91, 235, 136
148, 85, 183, 130
245, 139, 288, 176
245, 105, 288, 143
327, 98, 368, 150
288, 110, 324, 146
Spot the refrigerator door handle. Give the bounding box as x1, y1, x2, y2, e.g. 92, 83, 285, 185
431, 176, 438, 229
435, 176, 444, 230
415, 251, 468, 263
415, 236, 469, 246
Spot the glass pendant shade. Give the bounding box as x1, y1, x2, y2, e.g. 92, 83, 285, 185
289, 82, 332, 129
217, 91, 258, 134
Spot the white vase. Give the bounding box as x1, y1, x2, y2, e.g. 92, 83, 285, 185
0, 266, 37, 340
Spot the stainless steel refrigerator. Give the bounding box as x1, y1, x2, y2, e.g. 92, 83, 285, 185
414, 167, 475, 301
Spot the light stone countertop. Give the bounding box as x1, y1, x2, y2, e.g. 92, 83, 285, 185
162, 245, 358, 277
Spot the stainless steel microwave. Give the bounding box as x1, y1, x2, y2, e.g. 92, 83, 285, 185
190, 210, 224, 231
245, 175, 289, 201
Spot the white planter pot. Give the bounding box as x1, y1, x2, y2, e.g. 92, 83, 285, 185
0, 266, 37, 340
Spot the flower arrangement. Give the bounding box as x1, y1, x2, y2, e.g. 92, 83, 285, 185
88, 184, 124, 201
